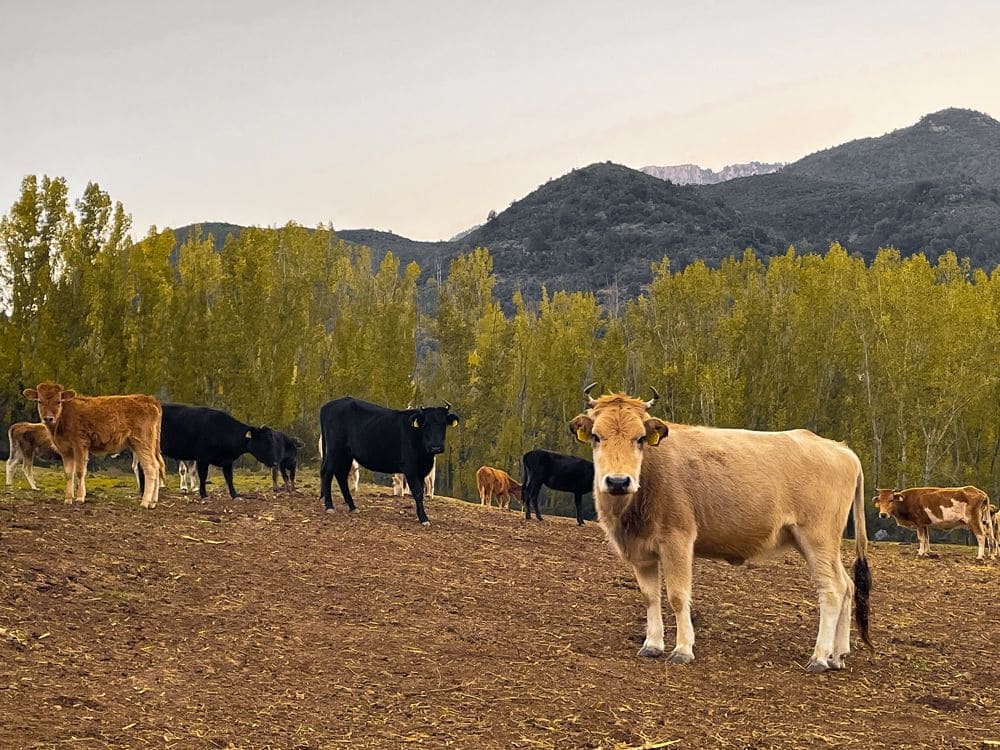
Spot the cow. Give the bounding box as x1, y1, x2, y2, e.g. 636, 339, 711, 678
873, 486, 996, 561
263, 428, 302, 492
476, 466, 522, 510
521, 449, 594, 526
569, 384, 872, 672
23, 383, 166, 508
319, 398, 458, 526
137, 403, 278, 499
178, 460, 198, 493
6, 422, 61, 490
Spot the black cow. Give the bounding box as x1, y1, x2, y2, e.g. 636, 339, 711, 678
319, 397, 459, 526
263, 428, 302, 492
521, 449, 594, 526
138, 403, 277, 498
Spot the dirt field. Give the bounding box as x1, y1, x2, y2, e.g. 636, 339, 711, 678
2, 466, 999, 750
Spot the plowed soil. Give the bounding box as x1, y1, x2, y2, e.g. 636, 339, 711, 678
1, 467, 998, 749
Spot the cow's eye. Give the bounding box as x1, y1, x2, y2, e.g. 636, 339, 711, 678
591, 434, 601, 444
637, 436, 646, 446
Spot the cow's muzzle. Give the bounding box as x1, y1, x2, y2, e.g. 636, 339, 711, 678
428, 445, 444, 455
879, 512, 889, 519
42, 416, 55, 425
603, 475, 633, 495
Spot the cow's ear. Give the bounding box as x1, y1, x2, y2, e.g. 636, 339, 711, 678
644, 418, 669, 446
23, 388, 38, 401
569, 414, 593, 444
411, 415, 422, 429
447, 413, 460, 427
60, 389, 76, 402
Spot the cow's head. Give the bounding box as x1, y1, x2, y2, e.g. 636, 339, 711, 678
569, 384, 668, 501
246, 425, 279, 467
23, 383, 77, 427
872, 488, 902, 518
408, 403, 460, 455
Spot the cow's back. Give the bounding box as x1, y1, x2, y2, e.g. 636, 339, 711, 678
637, 425, 861, 560
320, 397, 409, 472
161, 403, 247, 462
54, 395, 161, 454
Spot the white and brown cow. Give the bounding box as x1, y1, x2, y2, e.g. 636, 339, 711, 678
6, 422, 61, 490
570, 385, 872, 673
23, 382, 166, 508
873, 486, 996, 561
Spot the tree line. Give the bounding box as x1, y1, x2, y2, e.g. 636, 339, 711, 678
2, 176, 999, 533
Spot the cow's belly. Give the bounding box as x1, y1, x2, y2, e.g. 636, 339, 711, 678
924, 501, 969, 527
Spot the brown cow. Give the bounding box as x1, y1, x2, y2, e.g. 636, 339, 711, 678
570, 385, 871, 673
6, 422, 61, 490
476, 466, 522, 510
873, 486, 996, 561
23, 383, 166, 508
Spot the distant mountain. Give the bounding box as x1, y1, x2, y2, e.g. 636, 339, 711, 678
641, 161, 784, 185
166, 108, 1000, 304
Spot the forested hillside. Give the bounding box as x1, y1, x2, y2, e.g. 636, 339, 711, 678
3, 175, 999, 526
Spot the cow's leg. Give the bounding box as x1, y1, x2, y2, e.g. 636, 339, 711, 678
74, 448, 89, 503
221, 463, 239, 498
288, 463, 296, 492
633, 560, 665, 658
968, 515, 987, 561
405, 471, 430, 526
830, 563, 854, 669
320, 457, 336, 510
137, 450, 160, 509
4, 449, 17, 486
801, 541, 848, 673
659, 537, 696, 664
916, 527, 929, 557
271, 465, 280, 492
574, 493, 585, 526
62, 451, 76, 504
23, 454, 40, 491
197, 461, 210, 498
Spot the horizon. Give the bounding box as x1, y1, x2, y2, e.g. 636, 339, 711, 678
2, 2, 999, 242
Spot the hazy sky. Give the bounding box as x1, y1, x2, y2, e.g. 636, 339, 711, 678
2, 1, 999, 241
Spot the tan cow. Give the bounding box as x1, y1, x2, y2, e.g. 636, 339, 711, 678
873, 486, 996, 561
570, 385, 872, 673
6, 422, 61, 490
23, 383, 166, 508
476, 466, 522, 510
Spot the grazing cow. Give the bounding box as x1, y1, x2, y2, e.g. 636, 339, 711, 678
137, 403, 278, 499
873, 486, 996, 561
319, 398, 458, 526
23, 383, 166, 508
521, 449, 594, 526
6, 422, 61, 490
476, 466, 522, 510
570, 384, 871, 672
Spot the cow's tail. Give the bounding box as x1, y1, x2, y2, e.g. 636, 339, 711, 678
851, 467, 873, 649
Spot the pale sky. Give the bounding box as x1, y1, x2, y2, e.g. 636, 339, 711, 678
2, 1, 998, 241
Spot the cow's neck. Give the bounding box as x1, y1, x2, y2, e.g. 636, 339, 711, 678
596, 493, 640, 558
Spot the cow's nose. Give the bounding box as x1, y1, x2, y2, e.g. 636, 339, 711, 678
429, 445, 444, 455
43, 416, 55, 425
879, 512, 888, 519
606, 475, 631, 494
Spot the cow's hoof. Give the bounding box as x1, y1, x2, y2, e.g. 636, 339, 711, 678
667, 649, 694, 665
325, 508, 336, 514
830, 654, 847, 670
637, 644, 664, 658
805, 659, 830, 673
64, 499, 74, 505
421, 521, 431, 527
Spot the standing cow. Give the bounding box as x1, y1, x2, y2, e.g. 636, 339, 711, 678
521, 449, 594, 526
873, 486, 996, 561
23, 383, 165, 508
319, 398, 458, 526
570, 384, 871, 672
6, 422, 61, 490
476, 466, 522, 510
263, 428, 303, 492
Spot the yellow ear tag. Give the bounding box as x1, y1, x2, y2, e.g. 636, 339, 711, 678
575, 427, 589, 444
245, 430, 252, 439
647, 431, 661, 446
448, 417, 459, 427
411, 417, 420, 428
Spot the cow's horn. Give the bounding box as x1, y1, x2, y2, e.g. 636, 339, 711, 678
642, 386, 660, 409
583, 382, 598, 407
444, 400, 452, 410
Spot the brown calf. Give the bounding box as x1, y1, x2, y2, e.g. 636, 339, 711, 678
476, 466, 522, 510
6, 422, 61, 490
23, 382, 166, 508
570, 385, 871, 673
873, 486, 996, 561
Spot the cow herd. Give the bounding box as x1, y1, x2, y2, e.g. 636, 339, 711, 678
5, 380, 999, 671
